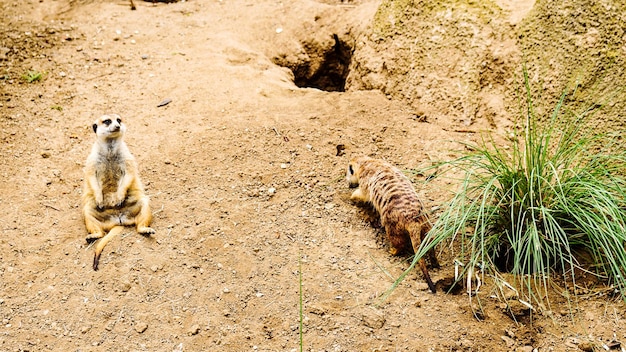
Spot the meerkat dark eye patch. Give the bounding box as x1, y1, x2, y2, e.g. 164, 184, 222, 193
116, 118, 122, 123
92, 124, 98, 133
103, 119, 112, 126
348, 165, 354, 175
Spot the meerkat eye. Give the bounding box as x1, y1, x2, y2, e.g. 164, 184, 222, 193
348, 165, 354, 175
116, 118, 122, 123
103, 119, 112, 126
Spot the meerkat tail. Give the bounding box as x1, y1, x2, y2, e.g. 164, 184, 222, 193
418, 258, 437, 293
93, 226, 126, 271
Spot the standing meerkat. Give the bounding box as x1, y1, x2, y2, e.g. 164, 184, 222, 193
346, 155, 439, 293
82, 114, 154, 270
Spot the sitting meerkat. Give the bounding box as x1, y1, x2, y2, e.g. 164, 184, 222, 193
82, 114, 154, 270
346, 155, 439, 293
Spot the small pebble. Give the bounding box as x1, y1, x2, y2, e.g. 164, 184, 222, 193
135, 322, 148, 333
578, 342, 593, 352
188, 324, 200, 336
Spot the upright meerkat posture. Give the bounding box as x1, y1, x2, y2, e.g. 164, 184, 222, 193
82, 114, 154, 270
346, 155, 439, 293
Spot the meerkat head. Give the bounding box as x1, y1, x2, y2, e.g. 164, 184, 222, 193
93, 114, 126, 141
346, 157, 362, 188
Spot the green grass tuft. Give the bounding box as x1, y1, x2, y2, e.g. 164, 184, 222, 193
390, 69, 626, 307
22, 70, 44, 83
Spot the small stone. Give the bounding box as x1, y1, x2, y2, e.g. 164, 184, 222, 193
565, 337, 579, 348
280, 163, 287, 169
0, 47, 10, 60
120, 281, 131, 292
502, 285, 518, 300
105, 321, 115, 331
361, 309, 385, 329
134, 322, 148, 333
150, 265, 159, 272
501, 335, 515, 347
516, 346, 533, 352
267, 187, 276, 195
578, 341, 593, 352
188, 324, 200, 336
59, 71, 66, 77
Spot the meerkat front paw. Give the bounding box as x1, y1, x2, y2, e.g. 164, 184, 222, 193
137, 226, 155, 236
114, 192, 127, 207
95, 194, 104, 210
350, 188, 368, 203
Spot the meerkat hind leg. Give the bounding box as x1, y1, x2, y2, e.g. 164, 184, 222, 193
83, 208, 106, 243
135, 197, 155, 235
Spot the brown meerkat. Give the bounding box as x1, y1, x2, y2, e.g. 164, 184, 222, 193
82, 114, 154, 270
346, 155, 439, 293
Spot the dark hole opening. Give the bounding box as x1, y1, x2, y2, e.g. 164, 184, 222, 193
275, 34, 353, 92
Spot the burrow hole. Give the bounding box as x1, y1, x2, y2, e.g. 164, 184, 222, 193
273, 34, 353, 92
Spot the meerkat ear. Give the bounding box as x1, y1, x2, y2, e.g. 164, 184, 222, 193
92, 124, 98, 133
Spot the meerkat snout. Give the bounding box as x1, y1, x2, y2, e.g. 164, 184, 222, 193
93, 114, 126, 138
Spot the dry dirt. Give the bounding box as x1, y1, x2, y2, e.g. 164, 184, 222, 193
1, 0, 625, 351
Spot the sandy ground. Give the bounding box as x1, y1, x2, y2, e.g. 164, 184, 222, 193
1, 0, 625, 351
